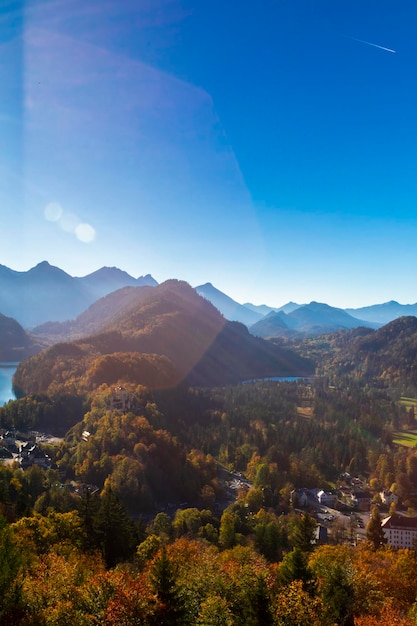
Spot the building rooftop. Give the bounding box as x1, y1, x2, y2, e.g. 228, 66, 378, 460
382, 514, 417, 530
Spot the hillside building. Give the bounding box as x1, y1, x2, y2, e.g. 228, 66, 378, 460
381, 513, 417, 549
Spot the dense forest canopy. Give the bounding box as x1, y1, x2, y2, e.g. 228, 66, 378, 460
4, 289, 417, 623
2, 373, 417, 624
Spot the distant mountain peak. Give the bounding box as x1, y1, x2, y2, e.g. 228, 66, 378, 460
83, 266, 135, 280
308, 301, 333, 309
28, 261, 73, 280
0, 262, 157, 328
30, 260, 54, 271
198, 282, 215, 289
29, 260, 70, 274
195, 282, 263, 326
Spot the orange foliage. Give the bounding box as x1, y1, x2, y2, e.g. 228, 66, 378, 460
355, 599, 415, 625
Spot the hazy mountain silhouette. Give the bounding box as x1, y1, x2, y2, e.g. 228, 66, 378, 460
196, 283, 263, 326
250, 302, 379, 338
0, 261, 157, 328
346, 301, 417, 325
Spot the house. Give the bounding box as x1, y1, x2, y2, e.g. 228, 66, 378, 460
381, 513, 417, 549
317, 490, 337, 507
290, 489, 309, 508
0, 431, 16, 446
380, 490, 398, 506
109, 386, 133, 411
0, 431, 19, 454
313, 525, 328, 545
353, 490, 372, 511
20, 444, 52, 469
0, 446, 13, 460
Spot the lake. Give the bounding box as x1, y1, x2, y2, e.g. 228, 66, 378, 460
0, 362, 18, 405
242, 376, 313, 384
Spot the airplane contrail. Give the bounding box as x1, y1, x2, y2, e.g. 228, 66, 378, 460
347, 36, 396, 54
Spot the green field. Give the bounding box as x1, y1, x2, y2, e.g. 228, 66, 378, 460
400, 397, 417, 409
393, 429, 417, 448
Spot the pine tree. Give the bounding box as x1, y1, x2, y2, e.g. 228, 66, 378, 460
321, 564, 355, 626
250, 575, 274, 625
78, 490, 103, 553
290, 513, 317, 552
279, 547, 315, 591
98, 488, 138, 567
150, 546, 188, 625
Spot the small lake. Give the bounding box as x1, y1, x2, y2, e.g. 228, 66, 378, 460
242, 375, 313, 384
0, 362, 18, 405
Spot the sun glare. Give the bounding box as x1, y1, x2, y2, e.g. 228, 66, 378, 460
75, 222, 96, 243
44, 202, 63, 222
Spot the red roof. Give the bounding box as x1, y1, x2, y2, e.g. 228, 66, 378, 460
382, 514, 417, 530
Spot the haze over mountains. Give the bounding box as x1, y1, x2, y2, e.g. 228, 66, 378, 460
249, 302, 380, 339
2, 261, 417, 348
0, 261, 157, 328
13, 280, 313, 393
3, 261, 417, 393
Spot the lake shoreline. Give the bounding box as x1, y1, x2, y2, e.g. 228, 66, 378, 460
0, 362, 18, 405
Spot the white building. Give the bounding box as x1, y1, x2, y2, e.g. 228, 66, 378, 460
380, 490, 398, 506
381, 513, 417, 549
317, 490, 337, 507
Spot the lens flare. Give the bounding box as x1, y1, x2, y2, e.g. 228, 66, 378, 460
75, 222, 96, 243
44, 202, 63, 222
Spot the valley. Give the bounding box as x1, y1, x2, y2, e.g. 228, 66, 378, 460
2, 263, 417, 624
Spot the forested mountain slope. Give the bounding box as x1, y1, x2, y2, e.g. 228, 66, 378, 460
291, 316, 417, 394
32, 285, 155, 342
14, 280, 313, 394
0, 313, 45, 360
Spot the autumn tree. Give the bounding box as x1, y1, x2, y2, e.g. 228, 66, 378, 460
0, 514, 24, 624
273, 580, 324, 626
196, 595, 234, 626
150, 512, 172, 542
366, 506, 387, 551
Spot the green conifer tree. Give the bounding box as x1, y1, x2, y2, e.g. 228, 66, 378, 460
150, 546, 188, 625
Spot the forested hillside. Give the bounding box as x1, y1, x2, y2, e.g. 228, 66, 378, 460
287, 317, 417, 395
0, 313, 44, 361
13, 280, 313, 395
4, 288, 417, 624
2, 376, 417, 624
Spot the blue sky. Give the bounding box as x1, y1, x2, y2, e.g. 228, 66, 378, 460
2, 0, 417, 308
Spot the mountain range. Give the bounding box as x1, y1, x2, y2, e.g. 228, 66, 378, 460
13, 280, 313, 394
249, 302, 380, 339
4, 261, 417, 392
2, 261, 417, 349
0, 261, 157, 328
